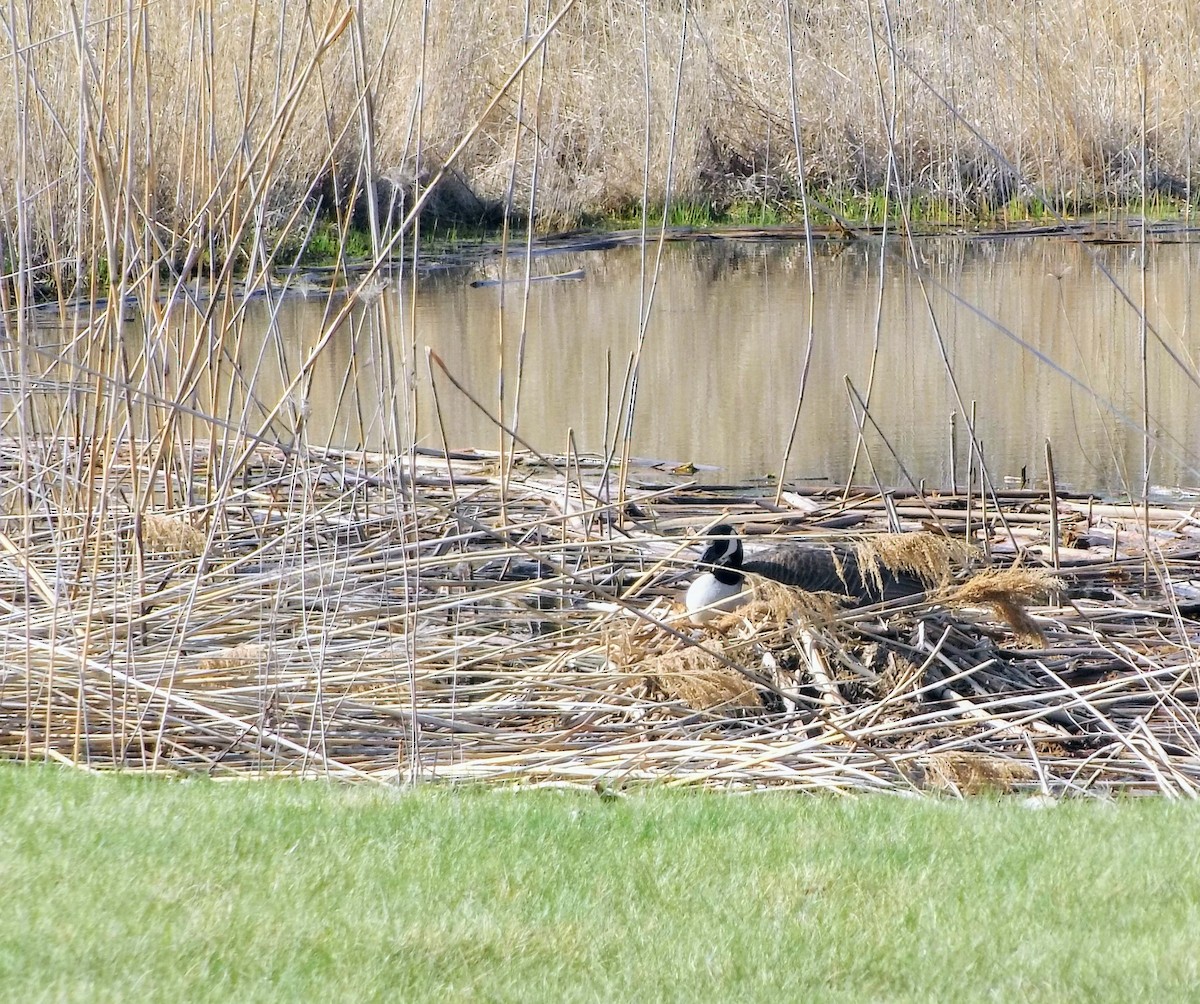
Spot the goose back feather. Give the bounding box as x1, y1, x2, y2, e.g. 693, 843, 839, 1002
743, 545, 925, 603
686, 524, 924, 622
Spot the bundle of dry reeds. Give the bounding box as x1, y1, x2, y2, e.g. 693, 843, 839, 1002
3, 442, 1199, 796
3, 0, 1197, 286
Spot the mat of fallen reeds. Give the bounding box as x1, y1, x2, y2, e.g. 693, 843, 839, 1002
4, 439, 1200, 797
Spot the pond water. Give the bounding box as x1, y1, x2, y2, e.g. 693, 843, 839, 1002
303, 232, 1200, 496
18, 230, 1200, 497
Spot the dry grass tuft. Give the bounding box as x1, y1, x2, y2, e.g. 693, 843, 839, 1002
643, 647, 762, 712
141, 514, 207, 557
856, 531, 969, 592
709, 578, 845, 630
949, 568, 1064, 643
198, 644, 271, 674
920, 751, 1036, 795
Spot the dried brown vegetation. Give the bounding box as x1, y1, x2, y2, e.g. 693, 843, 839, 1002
949, 567, 1067, 644
2, 1, 1198, 283
3, 443, 1200, 796
2, 3, 1198, 799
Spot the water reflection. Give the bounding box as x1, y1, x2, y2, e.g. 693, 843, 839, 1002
392, 234, 1200, 494
15, 233, 1200, 496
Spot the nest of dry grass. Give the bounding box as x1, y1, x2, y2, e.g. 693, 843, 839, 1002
4, 442, 1200, 796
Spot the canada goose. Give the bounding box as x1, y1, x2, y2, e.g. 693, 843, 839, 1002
685, 523, 925, 623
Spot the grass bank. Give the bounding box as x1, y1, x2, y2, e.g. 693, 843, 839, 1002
3, 765, 1199, 1002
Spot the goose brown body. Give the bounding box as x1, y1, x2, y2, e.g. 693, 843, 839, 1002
741, 546, 924, 602
686, 524, 924, 622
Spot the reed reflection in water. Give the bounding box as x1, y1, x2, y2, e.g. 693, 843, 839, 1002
47, 233, 1200, 496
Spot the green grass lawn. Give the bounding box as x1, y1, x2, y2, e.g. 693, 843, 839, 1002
2, 766, 1198, 1003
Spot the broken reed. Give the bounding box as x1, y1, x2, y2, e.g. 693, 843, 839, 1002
3, 440, 1200, 796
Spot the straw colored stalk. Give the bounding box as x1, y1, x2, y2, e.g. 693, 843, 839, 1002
2, 442, 1200, 795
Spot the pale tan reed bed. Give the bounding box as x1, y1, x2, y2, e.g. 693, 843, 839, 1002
2, 440, 1200, 795
3, 0, 1198, 275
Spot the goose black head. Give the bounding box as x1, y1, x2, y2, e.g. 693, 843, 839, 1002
699, 523, 743, 584
686, 523, 751, 622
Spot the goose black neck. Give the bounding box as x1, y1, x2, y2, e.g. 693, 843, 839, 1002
700, 527, 744, 585
711, 565, 743, 586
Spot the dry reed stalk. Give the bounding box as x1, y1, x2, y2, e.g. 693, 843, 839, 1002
4, 438, 1200, 794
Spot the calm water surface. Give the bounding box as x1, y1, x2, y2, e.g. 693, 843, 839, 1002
29, 233, 1200, 496
296, 234, 1200, 495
